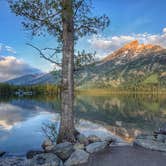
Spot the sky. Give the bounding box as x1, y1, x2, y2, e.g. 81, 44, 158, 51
0, 0, 166, 81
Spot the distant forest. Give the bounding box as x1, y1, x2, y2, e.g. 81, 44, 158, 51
0, 82, 165, 97
0, 83, 60, 97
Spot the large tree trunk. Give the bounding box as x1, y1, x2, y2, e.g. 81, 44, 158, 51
57, 0, 76, 143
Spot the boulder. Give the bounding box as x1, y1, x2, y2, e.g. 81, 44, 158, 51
87, 135, 101, 143
44, 145, 55, 152
74, 143, 84, 150
76, 134, 89, 145
53, 142, 74, 161
42, 139, 53, 150
0, 157, 27, 166
29, 153, 63, 166
26, 150, 44, 159
0, 151, 5, 157
86, 141, 107, 153
109, 142, 131, 147
134, 135, 166, 152
103, 136, 113, 144
64, 149, 89, 166
156, 134, 166, 143
136, 134, 152, 139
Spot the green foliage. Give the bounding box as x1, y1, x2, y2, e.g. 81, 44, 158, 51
74, 50, 96, 70
8, 0, 110, 65
0, 83, 16, 96
143, 74, 159, 85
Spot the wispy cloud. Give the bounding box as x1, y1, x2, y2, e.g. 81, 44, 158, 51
4, 46, 16, 54
0, 43, 16, 54
88, 27, 166, 58
0, 56, 40, 82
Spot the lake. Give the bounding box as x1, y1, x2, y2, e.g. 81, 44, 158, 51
0, 93, 166, 156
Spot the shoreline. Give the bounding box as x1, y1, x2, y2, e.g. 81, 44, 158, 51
0, 135, 166, 166
1, 144, 166, 166
76, 89, 166, 95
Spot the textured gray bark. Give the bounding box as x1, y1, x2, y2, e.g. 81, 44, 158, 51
57, 0, 76, 143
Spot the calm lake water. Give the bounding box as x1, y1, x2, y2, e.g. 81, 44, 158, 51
0, 93, 166, 155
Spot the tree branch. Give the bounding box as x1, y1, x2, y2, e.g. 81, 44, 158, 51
74, 0, 84, 17
26, 43, 62, 67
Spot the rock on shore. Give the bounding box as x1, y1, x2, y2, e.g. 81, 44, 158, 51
28, 153, 63, 166
53, 142, 74, 161
64, 149, 89, 166
134, 135, 166, 152
86, 141, 107, 153
0, 151, 5, 157
0, 133, 114, 166
0, 157, 27, 166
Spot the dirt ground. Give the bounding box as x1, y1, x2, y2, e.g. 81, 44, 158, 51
82, 145, 166, 166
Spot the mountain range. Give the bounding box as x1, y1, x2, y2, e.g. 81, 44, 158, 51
6, 40, 166, 89
6, 72, 60, 86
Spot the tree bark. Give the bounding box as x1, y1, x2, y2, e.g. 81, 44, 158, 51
57, 0, 76, 143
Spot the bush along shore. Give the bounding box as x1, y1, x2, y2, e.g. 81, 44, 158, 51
0, 134, 113, 166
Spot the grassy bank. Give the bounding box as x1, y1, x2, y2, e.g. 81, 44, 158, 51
76, 88, 166, 96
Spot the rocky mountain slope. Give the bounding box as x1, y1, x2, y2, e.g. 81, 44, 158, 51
5, 40, 166, 89
75, 40, 166, 89
6, 72, 60, 85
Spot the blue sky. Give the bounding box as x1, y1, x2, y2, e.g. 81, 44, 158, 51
0, 0, 166, 81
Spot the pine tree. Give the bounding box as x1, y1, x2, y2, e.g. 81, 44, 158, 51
8, 0, 110, 142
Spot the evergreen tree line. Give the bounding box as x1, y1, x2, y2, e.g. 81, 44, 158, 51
0, 83, 60, 97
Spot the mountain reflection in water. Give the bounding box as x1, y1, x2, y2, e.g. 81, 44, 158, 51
0, 93, 165, 155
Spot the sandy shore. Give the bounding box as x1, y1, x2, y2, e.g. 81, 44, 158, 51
82, 145, 166, 166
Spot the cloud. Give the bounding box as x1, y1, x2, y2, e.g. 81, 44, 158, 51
4, 46, 16, 54
88, 27, 166, 58
0, 43, 16, 54
163, 28, 166, 33
0, 56, 40, 82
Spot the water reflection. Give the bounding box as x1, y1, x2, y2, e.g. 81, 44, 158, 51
0, 94, 165, 155
0, 98, 59, 155
75, 94, 166, 141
